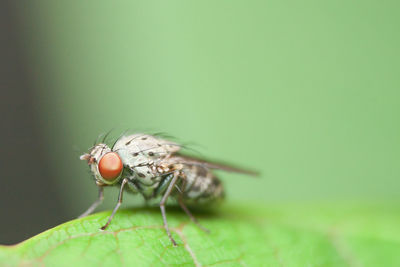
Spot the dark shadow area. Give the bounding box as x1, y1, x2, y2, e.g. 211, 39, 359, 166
0, 1, 67, 244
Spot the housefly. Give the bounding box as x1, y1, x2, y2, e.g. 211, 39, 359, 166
79, 133, 257, 246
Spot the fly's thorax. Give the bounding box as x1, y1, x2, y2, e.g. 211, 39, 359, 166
113, 134, 180, 159
132, 165, 155, 184
110, 133, 183, 186
114, 147, 150, 168
116, 147, 156, 181
125, 165, 164, 198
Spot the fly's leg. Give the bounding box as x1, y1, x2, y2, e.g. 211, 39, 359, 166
100, 178, 128, 230
160, 171, 180, 246
78, 186, 104, 218
178, 197, 210, 233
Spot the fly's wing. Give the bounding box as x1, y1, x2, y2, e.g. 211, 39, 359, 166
173, 154, 259, 176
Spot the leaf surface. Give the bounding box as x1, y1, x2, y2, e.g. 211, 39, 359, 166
1, 204, 399, 267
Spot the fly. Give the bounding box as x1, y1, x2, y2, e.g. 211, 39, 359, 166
79, 133, 257, 246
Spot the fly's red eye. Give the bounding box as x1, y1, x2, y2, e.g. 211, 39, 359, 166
98, 152, 123, 181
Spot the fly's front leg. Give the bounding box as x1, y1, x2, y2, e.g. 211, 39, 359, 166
78, 186, 104, 218
100, 178, 128, 230
160, 171, 180, 246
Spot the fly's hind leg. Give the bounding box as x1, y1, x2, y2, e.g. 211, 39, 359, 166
100, 178, 128, 230
178, 197, 210, 233
160, 171, 180, 246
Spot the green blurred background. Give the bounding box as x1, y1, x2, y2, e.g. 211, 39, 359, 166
1, 1, 399, 244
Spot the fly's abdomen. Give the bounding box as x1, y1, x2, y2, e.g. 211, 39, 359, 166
179, 165, 224, 204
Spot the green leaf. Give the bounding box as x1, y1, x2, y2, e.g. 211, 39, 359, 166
1, 204, 399, 267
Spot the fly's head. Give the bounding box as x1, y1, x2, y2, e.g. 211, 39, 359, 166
80, 143, 123, 185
